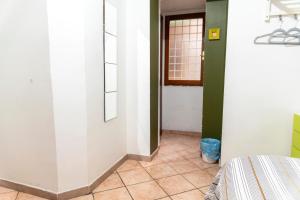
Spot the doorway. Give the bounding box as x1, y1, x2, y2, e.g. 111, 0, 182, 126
159, 0, 205, 142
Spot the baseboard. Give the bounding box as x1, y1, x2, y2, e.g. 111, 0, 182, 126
88, 154, 128, 193
0, 179, 57, 200
127, 146, 160, 162
163, 129, 202, 137
58, 186, 89, 200
128, 154, 151, 161
0, 151, 159, 200
58, 154, 128, 200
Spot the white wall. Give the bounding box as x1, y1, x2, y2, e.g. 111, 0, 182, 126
160, 1, 205, 133
47, 0, 89, 192
85, 0, 127, 184
221, 0, 300, 165
0, 0, 58, 192
47, 0, 129, 192
0, 0, 151, 193
162, 87, 203, 132
160, 0, 205, 14
126, 0, 151, 156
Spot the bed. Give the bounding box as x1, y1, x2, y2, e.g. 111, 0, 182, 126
205, 155, 300, 200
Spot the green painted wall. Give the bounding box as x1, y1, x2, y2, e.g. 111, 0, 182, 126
150, 0, 159, 154
202, 0, 228, 140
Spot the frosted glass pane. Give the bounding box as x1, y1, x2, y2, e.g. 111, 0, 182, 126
183, 27, 189, 34
169, 27, 175, 34
176, 49, 182, 56
198, 25, 202, 32
191, 19, 197, 25
175, 57, 182, 63
170, 21, 176, 27
105, 33, 117, 64
175, 20, 182, 26
169, 49, 175, 57
167, 17, 204, 81
190, 34, 197, 41
189, 42, 197, 49
105, 92, 118, 121
175, 26, 182, 34
105, 1, 117, 35
183, 20, 190, 26
105, 64, 117, 92
190, 26, 197, 34
169, 57, 175, 64
176, 64, 182, 70
198, 19, 203, 25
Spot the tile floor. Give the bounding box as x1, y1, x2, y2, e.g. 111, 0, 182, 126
0, 132, 220, 200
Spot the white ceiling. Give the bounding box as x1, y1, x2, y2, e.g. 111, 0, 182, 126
160, 0, 206, 14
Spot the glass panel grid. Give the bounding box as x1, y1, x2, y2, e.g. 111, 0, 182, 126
168, 18, 203, 81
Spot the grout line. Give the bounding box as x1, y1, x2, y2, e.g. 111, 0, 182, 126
180, 172, 199, 189
106, 135, 204, 199
160, 161, 201, 194
116, 165, 143, 173
168, 188, 203, 198
136, 159, 210, 199
155, 134, 213, 198
6, 134, 209, 200
115, 172, 134, 200
0, 191, 19, 195
137, 161, 171, 199
92, 185, 126, 194
198, 187, 207, 196
14, 192, 19, 200
121, 179, 154, 188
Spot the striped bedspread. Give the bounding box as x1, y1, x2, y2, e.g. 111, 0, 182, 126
205, 155, 300, 200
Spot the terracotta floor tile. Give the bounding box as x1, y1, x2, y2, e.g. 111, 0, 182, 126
70, 194, 93, 200
119, 168, 152, 185
0, 187, 14, 194
206, 166, 220, 177
94, 187, 132, 200
168, 160, 199, 174
0, 191, 18, 200
145, 163, 177, 179
117, 160, 142, 172
139, 157, 163, 168
182, 170, 213, 188
183, 152, 201, 159
93, 173, 124, 193
127, 181, 167, 200
184, 147, 201, 154
171, 189, 204, 200
189, 158, 218, 170
158, 146, 176, 155
157, 175, 195, 195
16, 193, 32, 200
159, 154, 186, 162
171, 144, 189, 152
176, 150, 192, 157
5, 132, 212, 200
199, 186, 210, 195
16, 192, 47, 200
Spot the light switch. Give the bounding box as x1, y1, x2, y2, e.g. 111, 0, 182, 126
209, 28, 220, 40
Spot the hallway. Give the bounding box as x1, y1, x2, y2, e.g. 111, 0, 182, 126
0, 133, 219, 200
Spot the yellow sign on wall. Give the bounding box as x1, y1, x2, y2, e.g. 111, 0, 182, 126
209, 28, 220, 40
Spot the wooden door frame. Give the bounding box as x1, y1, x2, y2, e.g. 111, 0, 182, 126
160, 15, 163, 136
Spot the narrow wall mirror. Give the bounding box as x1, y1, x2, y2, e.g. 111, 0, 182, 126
104, 0, 118, 122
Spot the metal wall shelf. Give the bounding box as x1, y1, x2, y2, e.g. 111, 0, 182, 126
266, 0, 300, 21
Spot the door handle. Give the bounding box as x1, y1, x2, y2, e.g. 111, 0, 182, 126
201, 51, 205, 61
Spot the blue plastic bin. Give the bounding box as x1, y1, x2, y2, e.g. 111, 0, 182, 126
200, 138, 221, 163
